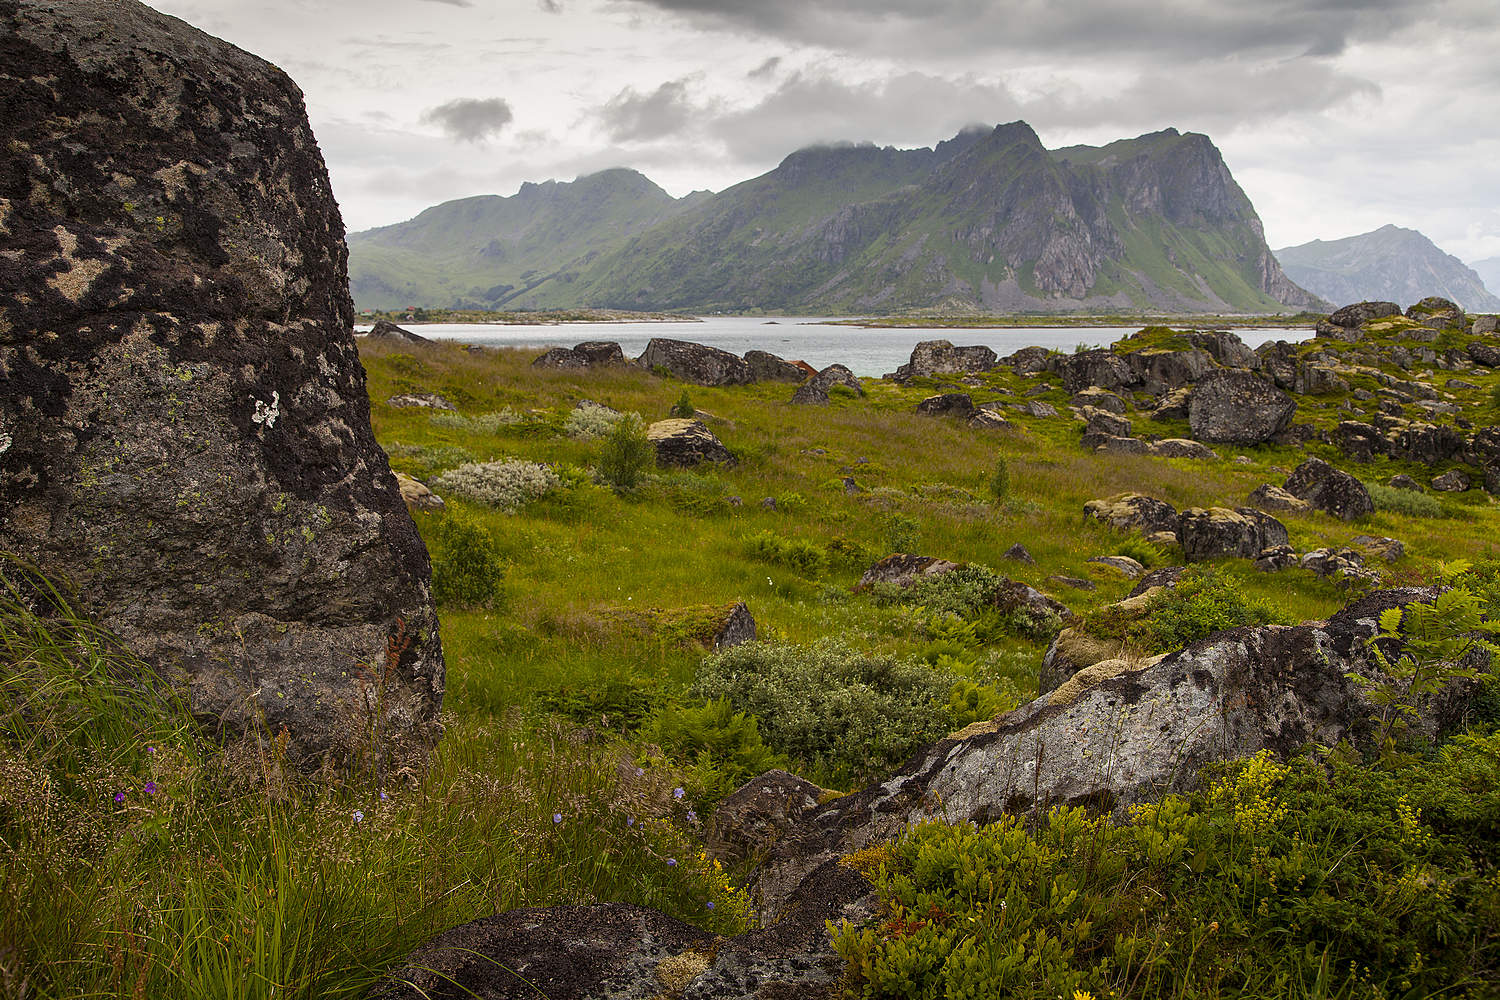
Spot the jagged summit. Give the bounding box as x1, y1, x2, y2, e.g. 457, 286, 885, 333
348, 123, 1322, 314
1276, 225, 1500, 312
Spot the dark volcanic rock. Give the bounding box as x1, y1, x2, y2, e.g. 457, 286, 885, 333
916, 392, 976, 419
645, 419, 734, 466
638, 338, 752, 386
1283, 457, 1375, 521
1188, 369, 1296, 444
1003, 345, 1055, 375
1178, 506, 1289, 560
366, 320, 429, 343
1467, 342, 1500, 367
888, 339, 998, 381
0, 0, 443, 766
789, 363, 863, 405
1432, 469, 1471, 492
711, 602, 757, 650
743, 349, 805, 383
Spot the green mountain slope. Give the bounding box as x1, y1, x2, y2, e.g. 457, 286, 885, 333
1275, 225, 1500, 312
348, 124, 1322, 315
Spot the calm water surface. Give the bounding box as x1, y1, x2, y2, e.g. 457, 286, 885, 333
362, 316, 1313, 378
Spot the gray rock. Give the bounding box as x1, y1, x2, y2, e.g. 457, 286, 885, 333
1253, 544, 1298, 572
1178, 507, 1289, 561
789, 364, 863, 405
1149, 438, 1218, 460
573, 341, 626, 366
1056, 349, 1140, 394
1473, 316, 1499, 336
712, 603, 757, 650
645, 419, 734, 467
707, 770, 826, 864
0, 0, 443, 768
1087, 555, 1145, 578
388, 392, 455, 410
1002, 543, 1036, 564
1069, 387, 1127, 413
1467, 342, 1500, 367
1188, 330, 1259, 368
1188, 370, 1297, 444
1003, 346, 1056, 375
1020, 400, 1059, 418
1300, 548, 1379, 584
968, 409, 1015, 431
1048, 574, 1096, 591
1038, 589, 1161, 692
1329, 301, 1401, 328
1150, 387, 1193, 421
1247, 483, 1312, 514
743, 349, 805, 383
916, 393, 976, 419
638, 338, 752, 386
1350, 535, 1405, 563
533, 347, 590, 369
1084, 493, 1180, 536
1091, 435, 1151, 454
395, 473, 444, 513
1432, 469, 1471, 492
1387, 473, 1422, 491
855, 554, 960, 590
1121, 346, 1217, 395
1407, 296, 1464, 329
1080, 406, 1131, 438
1127, 566, 1186, 597
366, 320, 430, 343
1283, 457, 1375, 521
888, 340, 998, 382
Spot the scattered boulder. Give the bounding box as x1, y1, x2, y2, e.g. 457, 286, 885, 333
1328, 301, 1401, 329
532, 346, 590, 369
0, 0, 444, 767
887, 340, 998, 381
1301, 548, 1379, 584
1178, 507, 1289, 561
1080, 407, 1132, 438
707, 770, 827, 864
1387, 473, 1422, 491
743, 350, 805, 383
1247, 484, 1312, 514
1002, 543, 1036, 564
1432, 469, 1471, 492
1407, 296, 1464, 329
1473, 316, 1499, 336
712, 602, 757, 650
573, 341, 626, 366
968, 408, 1015, 431
638, 338, 752, 386
1128, 566, 1186, 597
790, 364, 863, 405
1121, 346, 1217, 395
1253, 544, 1298, 572
366, 320, 429, 343
1048, 574, 1096, 592
1069, 387, 1127, 413
856, 554, 960, 590
1466, 342, 1500, 367
1088, 555, 1145, 578
1188, 370, 1297, 444
1084, 493, 1180, 536
645, 419, 734, 467
1148, 439, 1218, 460
387, 392, 455, 410
1056, 349, 1140, 394
990, 580, 1072, 633
1187, 330, 1259, 369
1283, 457, 1374, 521
395, 473, 444, 513
1350, 535, 1405, 563
1003, 346, 1055, 375
1019, 399, 1059, 418
1091, 436, 1151, 455
916, 393, 976, 419
1150, 388, 1192, 421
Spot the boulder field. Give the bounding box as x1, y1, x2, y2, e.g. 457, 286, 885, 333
0, 0, 443, 767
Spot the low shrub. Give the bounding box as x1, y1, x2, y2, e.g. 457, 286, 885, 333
598, 413, 655, 492
534, 675, 664, 729
427, 508, 506, 607
428, 409, 523, 433
433, 458, 561, 511
744, 530, 829, 578
1367, 481, 1444, 518
834, 742, 1500, 999
670, 391, 695, 418
1078, 567, 1281, 655
644, 699, 787, 806
691, 638, 957, 788
564, 402, 626, 440
1114, 535, 1164, 569
385, 442, 477, 478
647, 472, 734, 516
989, 456, 1010, 502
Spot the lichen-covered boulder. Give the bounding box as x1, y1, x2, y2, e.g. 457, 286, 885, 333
1188, 370, 1296, 443
1328, 301, 1401, 329
856, 554, 960, 590
707, 769, 827, 864
0, 0, 443, 767
637, 338, 752, 386
743, 349, 804, 383
1178, 507, 1289, 561
1247, 483, 1311, 514
967, 408, 1015, 431
916, 392, 976, 419
887, 340, 997, 382
395, 473, 444, 513
645, 419, 733, 466
1283, 457, 1375, 521
1084, 493, 1180, 536
1148, 438, 1218, 460
574, 341, 625, 366
1407, 296, 1464, 329
1056, 349, 1140, 394
789, 363, 863, 405
1432, 469, 1471, 492
532, 346, 590, 369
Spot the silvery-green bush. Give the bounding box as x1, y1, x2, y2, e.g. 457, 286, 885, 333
564, 403, 628, 440
434, 459, 561, 512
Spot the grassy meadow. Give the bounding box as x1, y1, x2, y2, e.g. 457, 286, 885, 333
5, 327, 1500, 997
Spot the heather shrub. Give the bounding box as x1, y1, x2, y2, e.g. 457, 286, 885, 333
428, 409, 523, 433
433, 459, 561, 512
598, 413, 655, 492
691, 639, 956, 788
744, 530, 829, 578
1367, 481, 1444, 518
427, 508, 506, 607
564, 402, 627, 441
1077, 567, 1281, 655
644, 699, 787, 806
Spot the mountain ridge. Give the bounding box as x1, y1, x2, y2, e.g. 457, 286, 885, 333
1274, 225, 1500, 312
348, 123, 1324, 315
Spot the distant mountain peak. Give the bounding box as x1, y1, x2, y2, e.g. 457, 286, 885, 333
1275, 226, 1500, 311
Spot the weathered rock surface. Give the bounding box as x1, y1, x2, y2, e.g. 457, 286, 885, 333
1084, 493, 1180, 536
1188, 370, 1297, 443
707, 769, 826, 864
1351, 534, 1405, 563
1432, 469, 1471, 492
1079, 406, 1131, 438
388, 392, 455, 410
789, 364, 863, 405
395, 473, 444, 513
638, 339, 752, 386
855, 554, 959, 590
365, 320, 429, 343
1069, 387, 1127, 413
646, 419, 734, 466
1121, 346, 1217, 395
533, 346, 590, 369
1247, 483, 1312, 514
1150, 387, 1192, 421
967, 408, 1015, 431
1329, 301, 1401, 329
1087, 555, 1145, 578
1253, 544, 1298, 572
1038, 589, 1163, 693
1178, 507, 1289, 561
1056, 349, 1140, 394
1002, 543, 1036, 564
743, 349, 805, 383
1283, 457, 1375, 521
574, 341, 626, 366
887, 340, 997, 382
916, 392, 976, 419
0, 0, 443, 766
1148, 438, 1218, 459
1300, 547, 1379, 584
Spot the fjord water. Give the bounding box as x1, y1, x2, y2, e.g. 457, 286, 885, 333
369, 316, 1313, 377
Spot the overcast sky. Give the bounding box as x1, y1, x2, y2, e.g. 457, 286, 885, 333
145, 0, 1500, 263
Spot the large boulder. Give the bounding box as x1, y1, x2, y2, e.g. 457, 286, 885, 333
743, 349, 805, 383
366, 320, 429, 344
916, 392, 976, 419
1328, 301, 1401, 329
637, 338, 752, 386
1084, 493, 1180, 537
707, 769, 827, 864
0, 0, 443, 766
789, 363, 863, 405
1056, 349, 1140, 394
856, 554, 960, 590
887, 340, 997, 382
1178, 507, 1289, 561
645, 419, 733, 466
1407, 296, 1464, 329
574, 341, 625, 366
1120, 347, 1217, 395
1283, 457, 1375, 521
1188, 370, 1297, 444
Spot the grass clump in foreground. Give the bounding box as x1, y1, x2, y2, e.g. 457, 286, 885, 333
0, 560, 750, 998
834, 743, 1500, 999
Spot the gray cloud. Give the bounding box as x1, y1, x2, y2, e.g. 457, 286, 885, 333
417, 0, 472, 6
622, 0, 1432, 63
598, 78, 711, 141
538, 0, 563, 11
421, 97, 514, 143
747, 56, 780, 79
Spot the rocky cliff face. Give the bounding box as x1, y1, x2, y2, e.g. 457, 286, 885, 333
1276, 225, 1500, 312
0, 0, 443, 767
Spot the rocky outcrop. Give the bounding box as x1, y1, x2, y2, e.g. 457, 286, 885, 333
575, 341, 626, 366
1084, 493, 1180, 537
1147, 438, 1218, 460
855, 554, 959, 590
1069, 387, 1127, 413
1178, 507, 1289, 561
1247, 484, 1311, 514
711, 603, 757, 650
967, 408, 1015, 431
638, 339, 752, 386
887, 340, 997, 382
388, 392, 455, 410
1432, 469, 1471, 492
1056, 349, 1140, 394
743, 350, 805, 383
1188, 370, 1296, 443
646, 419, 734, 466
1120, 346, 1217, 395
916, 393, 976, 419
533, 346, 591, 369
1329, 300, 1401, 330
0, 0, 443, 766
789, 364, 863, 405
707, 769, 827, 864
1283, 458, 1375, 521
366, 320, 430, 343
